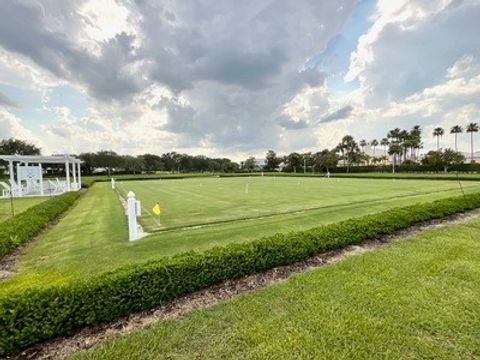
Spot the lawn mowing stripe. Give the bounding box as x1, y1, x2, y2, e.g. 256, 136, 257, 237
140, 185, 474, 234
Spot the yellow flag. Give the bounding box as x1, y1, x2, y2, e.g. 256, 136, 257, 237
152, 203, 161, 215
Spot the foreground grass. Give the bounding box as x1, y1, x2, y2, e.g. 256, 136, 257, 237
70, 215, 480, 360
2, 178, 480, 294
0, 197, 46, 222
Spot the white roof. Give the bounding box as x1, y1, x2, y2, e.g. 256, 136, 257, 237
0, 154, 83, 164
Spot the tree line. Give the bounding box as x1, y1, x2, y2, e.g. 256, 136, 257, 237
2, 121, 479, 176
0, 139, 238, 175
247, 122, 479, 173
79, 151, 239, 175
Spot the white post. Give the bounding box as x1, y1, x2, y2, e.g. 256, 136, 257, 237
111, 178, 116, 189
39, 164, 44, 195
72, 162, 77, 189
127, 191, 139, 241
65, 161, 71, 191
77, 162, 81, 189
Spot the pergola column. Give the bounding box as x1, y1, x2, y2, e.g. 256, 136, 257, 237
72, 162, 77, 189
39, 163, 44, 195
8, 161, 14, 185
65, 161, 71, 191
16, 163, 21, 196
77, 162, 82, 189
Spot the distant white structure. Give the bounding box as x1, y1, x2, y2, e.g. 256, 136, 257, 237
0, 155, 82, 198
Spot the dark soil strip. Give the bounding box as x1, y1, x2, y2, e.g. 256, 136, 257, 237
4, 209, 480, 360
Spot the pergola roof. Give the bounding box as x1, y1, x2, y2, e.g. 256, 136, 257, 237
0, 155, 83, 164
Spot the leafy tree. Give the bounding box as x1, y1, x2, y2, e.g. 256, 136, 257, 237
337, 135, 360, 172
0, 138, 40, 155
140, 154, 164, 173
422, 149, 465, 172
466, 122, 479, 163
123, 155, 144, 174
441, 148, 465, 172
450, 125, 463, 152
265, 150, 280, 171
242, 157, 257, 172
284, 152, 303, 173
79, 152, 97, 175
94, 151, 123, 176
312, 149, 339, 172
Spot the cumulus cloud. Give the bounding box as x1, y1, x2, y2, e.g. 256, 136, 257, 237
0, 0, 358, 157
345, 0, 480, 107
1, 0, 480, 159
0, 92, 19, 108
319, 105, 353, 123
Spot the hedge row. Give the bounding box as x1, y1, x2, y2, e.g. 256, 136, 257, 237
2, 193, 480, 354
0, 191, 81, 258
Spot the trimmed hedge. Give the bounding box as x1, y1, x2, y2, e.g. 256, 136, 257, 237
0, 191, 81, 258
1, 193, 480, 354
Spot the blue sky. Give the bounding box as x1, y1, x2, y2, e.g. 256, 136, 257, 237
0, 0, 479, 160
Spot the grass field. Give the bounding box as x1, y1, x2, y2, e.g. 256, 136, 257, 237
69, 214, 480, 360
117, 176, 480, 231
331, 172, 480, 180
0, 196, 47, 222
2, 177, 480, 294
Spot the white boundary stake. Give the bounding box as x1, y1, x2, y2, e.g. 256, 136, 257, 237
127, 191, 141, 241
111, 178, 116, 189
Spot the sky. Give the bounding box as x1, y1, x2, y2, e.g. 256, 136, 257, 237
0, 0, 479, 161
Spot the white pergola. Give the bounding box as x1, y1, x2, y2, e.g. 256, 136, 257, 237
0, 155, 82, 198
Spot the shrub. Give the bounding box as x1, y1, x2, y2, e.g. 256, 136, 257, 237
1, 193, 480, 354
0, 192, 80, 258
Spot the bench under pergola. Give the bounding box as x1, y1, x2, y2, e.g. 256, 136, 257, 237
0, 155, 82, 198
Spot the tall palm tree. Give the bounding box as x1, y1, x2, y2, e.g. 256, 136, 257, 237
370, 139, 379, 157
466, 122, 479, 163
450, 125, 463, 152
380, 138, 389, 155
359, 139, 367, 153
433, 127, 444, 150
410, 125, 422, 161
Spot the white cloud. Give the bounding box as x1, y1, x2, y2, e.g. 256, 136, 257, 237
0, 109, 46, 149
2, 0, 480, 160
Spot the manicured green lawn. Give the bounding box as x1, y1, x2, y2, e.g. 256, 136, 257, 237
331, 172, 480, 180
0, 196, 47, 222
69, 214, 480, 360
117, 176, 479, 231
2, 178, 480, 294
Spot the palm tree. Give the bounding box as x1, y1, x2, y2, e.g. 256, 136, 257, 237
450, 125, 463, 152
370, 139, 379, 157
409, 125, 422, 161
380, 138, 389, 156
433, 127, 444, 150
359, 139, 367, 153
466, 122, 479, 163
